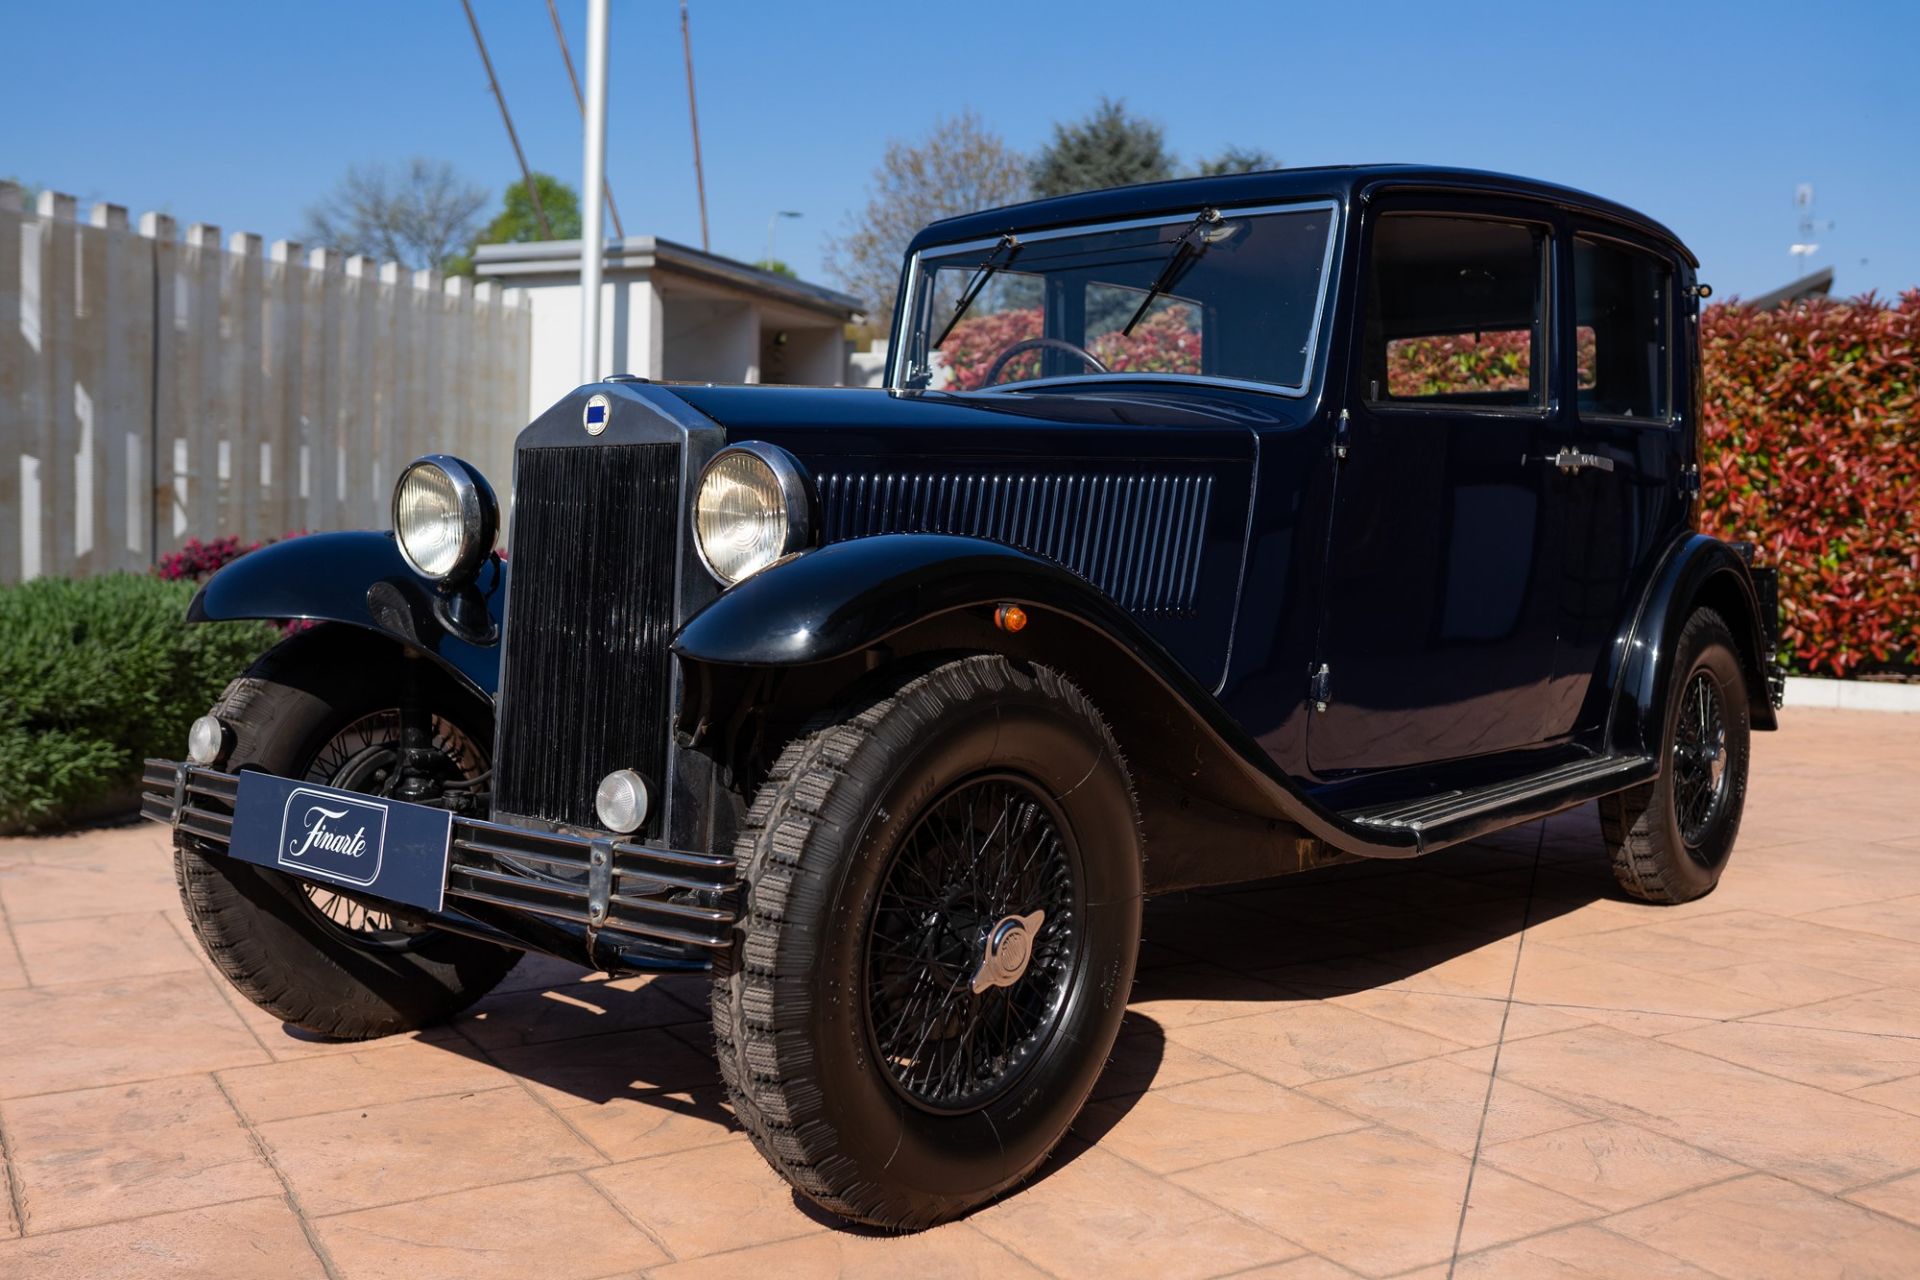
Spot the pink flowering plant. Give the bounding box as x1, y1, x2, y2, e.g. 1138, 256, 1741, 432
155, 532, 310, 585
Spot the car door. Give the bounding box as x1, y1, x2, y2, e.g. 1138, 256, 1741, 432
1308, 202, 1562, 776
1535, 228, 1689, 741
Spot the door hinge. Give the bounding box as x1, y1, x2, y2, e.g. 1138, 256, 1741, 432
1679, 464, 1701, 497
1333, 409, 1351, 461
1310, 663, 1333, 713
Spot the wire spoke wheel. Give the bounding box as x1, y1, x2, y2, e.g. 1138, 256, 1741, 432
295, 710, 487, 947
1671, 670, 1730, 856
864, 774, 1080, 1114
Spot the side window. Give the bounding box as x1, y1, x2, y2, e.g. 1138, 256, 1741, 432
1364, 215, 1546, 408
1574, 235, 1670, 419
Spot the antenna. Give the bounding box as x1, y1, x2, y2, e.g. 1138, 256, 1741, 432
681, 1, 711, 253
460, 0, 551, 240
1789, 182, 1833, 264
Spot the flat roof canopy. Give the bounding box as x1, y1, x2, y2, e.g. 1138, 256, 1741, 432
475, 235, 865, 324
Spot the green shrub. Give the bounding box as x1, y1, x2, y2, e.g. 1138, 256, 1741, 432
0, 574, 278, 831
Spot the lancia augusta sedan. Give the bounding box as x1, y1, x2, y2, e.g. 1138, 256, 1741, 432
145, 164, 1781, 1230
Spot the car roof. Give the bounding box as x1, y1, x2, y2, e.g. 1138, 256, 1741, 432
908, 164, 1697, 266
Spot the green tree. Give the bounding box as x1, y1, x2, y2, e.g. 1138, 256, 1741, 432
753, 258, 797, 278
1194, 146, 1280, 177
1029, 98, 1174, 199
479, 173, 581, 245
446, 174, 582, 276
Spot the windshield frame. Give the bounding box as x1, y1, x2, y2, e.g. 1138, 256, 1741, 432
888, 198, 1343, 398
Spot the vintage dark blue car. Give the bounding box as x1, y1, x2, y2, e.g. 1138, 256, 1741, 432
145, 164, 1781, 1229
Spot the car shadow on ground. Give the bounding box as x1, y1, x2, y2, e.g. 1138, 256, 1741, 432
386, 808, 1617, 1226
1129, 808, 1620, 997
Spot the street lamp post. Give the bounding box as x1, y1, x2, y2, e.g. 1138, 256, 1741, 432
765, 210, 802, 265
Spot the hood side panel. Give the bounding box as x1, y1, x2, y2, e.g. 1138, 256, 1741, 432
666, 383, 1262, 690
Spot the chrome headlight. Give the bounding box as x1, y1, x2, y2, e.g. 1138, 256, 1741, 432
393, 455, 498, 582
693, 443, 811, 585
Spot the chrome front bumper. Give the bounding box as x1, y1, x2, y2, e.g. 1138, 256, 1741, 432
141, 759, 739, 963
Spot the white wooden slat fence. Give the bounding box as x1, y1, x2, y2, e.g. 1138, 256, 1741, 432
0, 183, 532, 584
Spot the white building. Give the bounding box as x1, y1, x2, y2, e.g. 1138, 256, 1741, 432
475, 237, 865, 418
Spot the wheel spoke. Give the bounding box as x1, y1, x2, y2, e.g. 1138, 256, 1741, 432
865, 775, 1077, 1111
295, 710, 485, 948
1674, 672, 1730, 850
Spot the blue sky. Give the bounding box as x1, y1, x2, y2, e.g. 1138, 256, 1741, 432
7, 1, 1915, 305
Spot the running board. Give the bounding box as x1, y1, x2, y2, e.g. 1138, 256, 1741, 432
1341, 755, 1655, 855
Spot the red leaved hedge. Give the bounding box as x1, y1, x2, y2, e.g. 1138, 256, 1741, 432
938, 306, 1202, 390
939, 308, 1044, 390
1700, 292, 1919, 676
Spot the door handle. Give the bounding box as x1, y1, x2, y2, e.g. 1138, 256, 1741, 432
1527, 449, 1615, 474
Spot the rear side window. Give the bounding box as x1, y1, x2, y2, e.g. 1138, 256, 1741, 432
1364, 215, 1547, 409
1574, 235, 1671, 420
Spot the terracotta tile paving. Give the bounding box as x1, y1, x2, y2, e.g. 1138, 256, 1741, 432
1, 707, 1917, 1277
1847, 1170, 1920, 1230
310, 1173, 670, 1280
256, 1086, 604, 1216
3, 1074, 280, 1233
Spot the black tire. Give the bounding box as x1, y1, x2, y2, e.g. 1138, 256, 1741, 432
174, 626, 519, 1039
1601, 607, 1752, 903
712, 655, 1142, 1230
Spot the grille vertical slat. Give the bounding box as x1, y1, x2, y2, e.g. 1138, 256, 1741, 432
494, 443, 680, 829
819, 469, 1214, 616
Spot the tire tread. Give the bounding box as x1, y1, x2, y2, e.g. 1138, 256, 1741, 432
711, 654, 1129, 1229
173, 632, 518, 1039
1602, 608, 1750, 905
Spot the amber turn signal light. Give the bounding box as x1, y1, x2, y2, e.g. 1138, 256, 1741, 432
994, 604, 1028, 633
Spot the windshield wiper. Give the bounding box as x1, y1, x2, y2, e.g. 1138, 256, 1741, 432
934, 233, 1020, 348
1122, 208, 1221, 336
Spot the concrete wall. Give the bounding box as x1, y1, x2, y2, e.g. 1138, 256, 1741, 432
487, 248, 856, 416
524, 277, 665, 417
662, 298, 759, 384
761, 325, 844, 386
848, 340, 890, 388
515, 273, 860, 415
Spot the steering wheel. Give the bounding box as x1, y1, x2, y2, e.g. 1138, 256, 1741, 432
980, 337, 1108, 386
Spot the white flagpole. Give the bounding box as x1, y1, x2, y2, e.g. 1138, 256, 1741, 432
579, 0, 610, 384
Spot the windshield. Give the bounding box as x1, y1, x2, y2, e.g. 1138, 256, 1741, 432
893, 201, 1337, 394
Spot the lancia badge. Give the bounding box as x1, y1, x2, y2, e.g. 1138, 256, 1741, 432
583, 393, 611, 435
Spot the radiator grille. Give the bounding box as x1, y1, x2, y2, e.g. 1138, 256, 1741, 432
493, 443, 680, 830
817, 470, 1213, 614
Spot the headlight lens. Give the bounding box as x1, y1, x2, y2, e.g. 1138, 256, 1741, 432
187, 714, 228, 766
595, 768, 651, 834
693, 444, 810, 584
393, 456, 497, 581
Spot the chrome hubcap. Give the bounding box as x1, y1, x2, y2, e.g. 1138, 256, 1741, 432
972, 909, 1045, 994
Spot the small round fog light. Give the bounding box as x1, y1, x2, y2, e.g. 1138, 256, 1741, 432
187, 715, 227, 766
595, 769, 651, 834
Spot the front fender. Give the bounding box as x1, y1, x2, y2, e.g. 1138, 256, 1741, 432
673, 534, 1422, 861
187, 531, 505, 699
672, 534, 1158, 668
1608, 533, 1779, 758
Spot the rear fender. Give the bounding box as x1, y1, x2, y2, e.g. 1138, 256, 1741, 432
188, 531, 505, 700
1607, 533, 1779, 759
